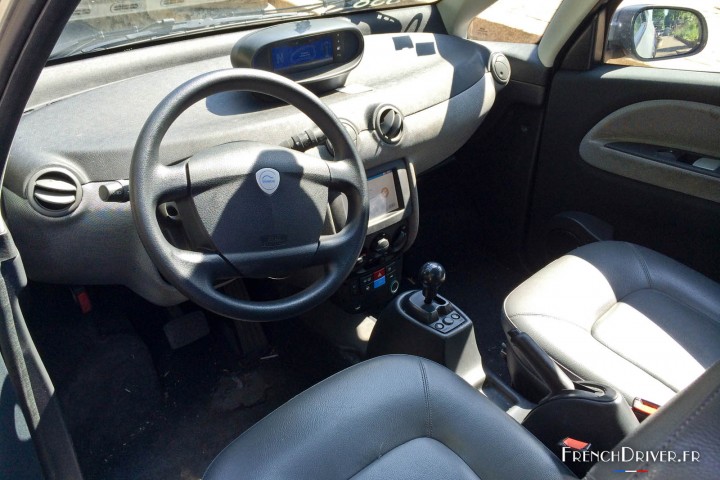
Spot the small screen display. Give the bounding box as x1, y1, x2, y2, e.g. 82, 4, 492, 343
368, 170, 401, 220
271, 36, 333, 72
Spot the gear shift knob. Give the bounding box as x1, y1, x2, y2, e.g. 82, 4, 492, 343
420, 262, 446, 304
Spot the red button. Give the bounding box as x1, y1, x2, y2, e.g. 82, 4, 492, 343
372, 268, 386, 280
632, 398, 660, 416
561, 437, 590, 451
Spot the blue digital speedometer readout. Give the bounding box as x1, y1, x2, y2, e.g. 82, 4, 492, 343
271, 36, 334, 72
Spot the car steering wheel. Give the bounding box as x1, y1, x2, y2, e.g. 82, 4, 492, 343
131, 69, 368, 321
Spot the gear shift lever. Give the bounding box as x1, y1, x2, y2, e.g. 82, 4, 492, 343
404, 262, 450, 324
420, 262, 446, 304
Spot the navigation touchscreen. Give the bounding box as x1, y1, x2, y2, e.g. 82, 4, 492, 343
368, 170, 400, 220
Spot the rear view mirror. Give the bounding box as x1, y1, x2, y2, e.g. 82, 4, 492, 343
607, 6, 707, 61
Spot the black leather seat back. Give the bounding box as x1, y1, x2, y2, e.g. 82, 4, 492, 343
204, 355, 574, 480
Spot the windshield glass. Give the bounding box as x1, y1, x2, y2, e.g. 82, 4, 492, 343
52, 0, 432, 61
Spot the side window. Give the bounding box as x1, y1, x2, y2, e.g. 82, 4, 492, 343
467, 0, 563, 43
605, 1, 720, 73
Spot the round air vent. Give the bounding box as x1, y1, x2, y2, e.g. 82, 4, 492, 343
27, 167, 82, 217
490, 52, 511, 85
373, 105, 404, 144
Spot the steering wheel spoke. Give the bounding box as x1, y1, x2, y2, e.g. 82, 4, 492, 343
315, 232, 353, 265
171, 247, 238, 287
326, 159, 362, 195
224, 243, 318, 277
150, 163, 188, 202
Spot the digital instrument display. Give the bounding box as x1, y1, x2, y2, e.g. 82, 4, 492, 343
231, 20, 363, 92
368, 170, 401, 220
271, 36, 334, 72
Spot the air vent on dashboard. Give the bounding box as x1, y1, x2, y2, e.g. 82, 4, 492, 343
28, 168, 82, 217
373, 105, 404, 144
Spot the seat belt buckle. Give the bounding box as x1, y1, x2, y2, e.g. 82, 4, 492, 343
559, 437, 591, 452
632, 397, 660, 420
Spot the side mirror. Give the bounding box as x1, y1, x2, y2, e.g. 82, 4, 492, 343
607, 6, 707, 61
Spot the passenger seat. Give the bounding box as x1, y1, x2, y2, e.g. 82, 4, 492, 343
502, 241, 720, 406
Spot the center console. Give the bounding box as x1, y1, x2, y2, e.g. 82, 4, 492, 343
367, 262, 486, 388
365, 262, 640, 476
333, 159, 417, 313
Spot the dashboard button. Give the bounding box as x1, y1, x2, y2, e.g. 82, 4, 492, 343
372, 235, 390, 255
355, 253, 367, 267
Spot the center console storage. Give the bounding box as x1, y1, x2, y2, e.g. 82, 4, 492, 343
505, 329, 639, 476
522, 381, 638, 476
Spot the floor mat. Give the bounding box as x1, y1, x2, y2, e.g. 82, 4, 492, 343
21, 284, 319, 480
97, 354, 311, 480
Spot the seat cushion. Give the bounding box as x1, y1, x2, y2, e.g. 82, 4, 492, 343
503, 241, 720, 405
203, 355, 573, 480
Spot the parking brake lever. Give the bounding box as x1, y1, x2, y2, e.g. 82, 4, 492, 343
508, 328, 574, 395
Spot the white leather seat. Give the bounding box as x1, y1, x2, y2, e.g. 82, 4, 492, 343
503, 241, 720, 404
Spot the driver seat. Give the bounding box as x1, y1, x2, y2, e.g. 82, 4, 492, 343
203, 355, 720, 479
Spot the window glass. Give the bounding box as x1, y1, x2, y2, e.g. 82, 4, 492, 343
53, 0, 435, 60
467, 0, 564, 43
605, 0, 720, 73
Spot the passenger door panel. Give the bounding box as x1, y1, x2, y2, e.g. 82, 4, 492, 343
527, 65, 720, 279
579, 99, 720, 203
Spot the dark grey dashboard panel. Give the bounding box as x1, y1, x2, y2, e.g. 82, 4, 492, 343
474, 41, 548, 86
30, 5, 446, 110
471, 41, 548, 107
3, 185, 185, 306
7, 29, 496, 305
11, 33, 487, 193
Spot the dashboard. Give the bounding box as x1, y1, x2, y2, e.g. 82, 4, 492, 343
4, 23, 501, 307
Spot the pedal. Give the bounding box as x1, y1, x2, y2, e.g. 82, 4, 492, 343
221, 279, 271, 359
163, 310, 209, 349
234, 321, 270, 359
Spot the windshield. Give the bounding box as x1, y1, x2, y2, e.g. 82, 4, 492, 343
52, 0, 432, 60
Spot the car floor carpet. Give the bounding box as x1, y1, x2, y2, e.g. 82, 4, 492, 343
20, 284, 322, 480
